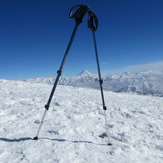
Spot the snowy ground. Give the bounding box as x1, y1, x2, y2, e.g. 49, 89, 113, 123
0, 79, 163, 163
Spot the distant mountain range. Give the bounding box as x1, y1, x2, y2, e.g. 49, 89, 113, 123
23, 70, 163, 96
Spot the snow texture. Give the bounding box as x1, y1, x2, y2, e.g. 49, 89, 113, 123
0, 79, 163, 163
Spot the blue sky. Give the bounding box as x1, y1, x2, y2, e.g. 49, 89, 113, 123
0, 0, 163, 79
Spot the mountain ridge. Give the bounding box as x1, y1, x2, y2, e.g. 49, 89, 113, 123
21, 70, 163, 96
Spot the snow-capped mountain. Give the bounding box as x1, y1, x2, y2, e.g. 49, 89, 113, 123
103, 71, 163, 96
77, 70, 95, 77
23, 70, 163, 96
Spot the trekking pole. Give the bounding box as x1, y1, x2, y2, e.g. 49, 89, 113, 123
33, 5, 90, 140
88, 11, 112, 145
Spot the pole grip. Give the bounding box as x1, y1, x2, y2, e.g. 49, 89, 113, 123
88, 11, 98, 32
69, 4, 90, 24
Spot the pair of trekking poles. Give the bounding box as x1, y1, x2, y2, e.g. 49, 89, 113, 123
33, 5, 111, 145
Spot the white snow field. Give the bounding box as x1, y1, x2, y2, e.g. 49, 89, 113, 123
0, 79, 163, 163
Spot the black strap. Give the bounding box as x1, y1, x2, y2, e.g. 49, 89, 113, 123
69, 5, 90, 24
88, 11, 98, 32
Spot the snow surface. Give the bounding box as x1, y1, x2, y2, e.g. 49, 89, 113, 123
0, 79, 163, 163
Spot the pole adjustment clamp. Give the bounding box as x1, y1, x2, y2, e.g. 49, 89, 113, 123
45, 105, 49, 110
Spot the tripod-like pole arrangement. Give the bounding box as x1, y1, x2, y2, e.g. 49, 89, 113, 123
34, 5, 111, 145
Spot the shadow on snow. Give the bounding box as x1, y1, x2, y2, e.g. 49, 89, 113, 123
0, 137, 32, 142
0, 137, 111, 146
0, 137, 94, 144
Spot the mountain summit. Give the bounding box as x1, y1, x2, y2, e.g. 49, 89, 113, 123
78, 70, 94, 77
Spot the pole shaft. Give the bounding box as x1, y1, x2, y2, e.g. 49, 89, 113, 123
92, 32, 105, 108
34, 24, 79, 139
92, 31, 110, 143
35, 109, 47, 138
47, 24, 79, 107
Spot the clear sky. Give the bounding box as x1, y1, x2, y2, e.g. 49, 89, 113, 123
0, 0, 163, 79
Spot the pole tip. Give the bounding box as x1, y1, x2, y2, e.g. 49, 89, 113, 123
33, 136, 38, 140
